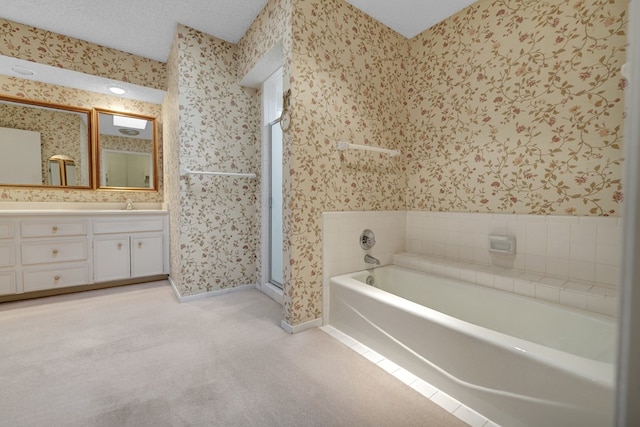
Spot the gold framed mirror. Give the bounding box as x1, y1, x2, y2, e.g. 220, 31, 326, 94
0, 94, 92, 188
94, 108, 158, 191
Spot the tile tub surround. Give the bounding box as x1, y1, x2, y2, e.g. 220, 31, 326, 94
322, 211, 406, 323
323, 210, 620, 319
406, 211, 621, 287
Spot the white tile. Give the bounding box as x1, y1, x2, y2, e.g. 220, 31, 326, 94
410, 378, 439, 398
453, 405, 489, 427
377, 358, 401, 374
445, 266, 461, 280
525, 222, 547, 255
597, 224, 621, 247
569, 260, 596, 282
517, 271, 543, 282
460, 269, 477, 284
589, 285, 617, 297
458, 246, 475, 262
571, 223, 597, 261
524, 254, 546, 274
546, 222, 571, 258
392, 367, 419, 385
361, 350, 385, 364
536, 284, 560, 303
560, 289, 588, 310
545, 257, 569, 279
537, 276, 567, 288
446, 219, 460, 232
445, 243, 460, 260
432, 242, 447, 257
595, 263, 619, 287
476, 272, 495, 287
494, 276, 514, 292
483, 420, 502, 427
514, 279, 536, 297
474, 248, 491, 266
564, 281, 593, 293
596, 244, 620, 266
430, 391, 462, 413
350, 342, 372, 356
432, 264, 447, 277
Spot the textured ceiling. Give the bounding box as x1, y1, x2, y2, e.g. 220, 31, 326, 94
0, 0, 476, 62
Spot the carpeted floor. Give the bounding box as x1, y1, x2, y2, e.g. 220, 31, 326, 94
0, 281, 466, 426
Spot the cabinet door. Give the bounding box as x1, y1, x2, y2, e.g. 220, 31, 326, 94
131, 234, 163, 278
94, 235, 130, 282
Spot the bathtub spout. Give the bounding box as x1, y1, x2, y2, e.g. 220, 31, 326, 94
364, 254, 380, 265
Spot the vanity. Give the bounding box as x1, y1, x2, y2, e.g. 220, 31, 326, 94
0, 78, 168, 302
0, 210, 169, 302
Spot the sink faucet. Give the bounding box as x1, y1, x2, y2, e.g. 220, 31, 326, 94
364, 254, 380, 265
125, 199, 133, 210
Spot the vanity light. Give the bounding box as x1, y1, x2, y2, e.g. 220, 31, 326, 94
11, 66, 34, 76
119, 128, 140, 136
107, 85, 127, 95
113, 114, 147, 130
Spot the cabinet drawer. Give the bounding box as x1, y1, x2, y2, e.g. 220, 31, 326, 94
22, 239, 88, 265
0, 221, 14, 238
0, 271, 16, 295
0, 243, 15, 268
93, 217, 164, 234
23, 264, 89, 292
22, 220, 87, 237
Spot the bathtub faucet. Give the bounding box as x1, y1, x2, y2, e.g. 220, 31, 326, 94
364, 254, 380, 265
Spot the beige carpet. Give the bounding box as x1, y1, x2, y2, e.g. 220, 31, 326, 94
0, 282, 466, 427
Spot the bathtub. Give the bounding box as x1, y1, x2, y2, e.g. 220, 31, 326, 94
329, 265, 615, 427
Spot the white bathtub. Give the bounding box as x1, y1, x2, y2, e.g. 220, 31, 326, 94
329, 266, 615, 427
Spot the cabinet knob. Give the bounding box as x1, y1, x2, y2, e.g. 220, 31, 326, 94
138, 242, 142, 249
52, 249, 59, 256
52, 226, 59, 233
54, 275, 61, 282
117, 243, 122, 250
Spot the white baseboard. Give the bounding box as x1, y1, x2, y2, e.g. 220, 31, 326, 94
168, 276, 255, 303
280, 317, 323, 334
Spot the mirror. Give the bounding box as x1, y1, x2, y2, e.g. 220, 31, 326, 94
95, 108, 157, 190
0, 95, 92, 188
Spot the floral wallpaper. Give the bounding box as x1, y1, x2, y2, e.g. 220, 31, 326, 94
406, 0, 627, 216
99, 134, 153, 155
0, 75, 163, 203
284, 0, 409, 324
0, 103, 88, 186
237, 0, 291, 81
0, 18, 166, 90
168, 25, 260, 296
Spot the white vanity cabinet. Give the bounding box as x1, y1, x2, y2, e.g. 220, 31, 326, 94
0, 210, 169, 300
93, 216, 166, 283
20, 218, 90, 292
0, 220, 16, 295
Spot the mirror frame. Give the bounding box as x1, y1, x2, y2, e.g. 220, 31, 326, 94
93, 107, 158, 192
0, 94, 93, 189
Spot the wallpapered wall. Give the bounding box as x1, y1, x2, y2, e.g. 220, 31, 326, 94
0, 103, 87, 185
0, 18, 166, 90
0, 75, 163, 203
406, 0, 627, 216
287, 0, 410, 323
238, 0, 627, 326
167, 25, 260, 296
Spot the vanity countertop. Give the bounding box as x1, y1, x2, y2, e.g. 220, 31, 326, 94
0, 209, 168, 216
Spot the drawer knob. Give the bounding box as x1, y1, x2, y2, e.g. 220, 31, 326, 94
52, 226, 59, 233
138, 242, 142, 249
117, 243, 123, 250
54, 275, 61, 282
52, 249, 59, 256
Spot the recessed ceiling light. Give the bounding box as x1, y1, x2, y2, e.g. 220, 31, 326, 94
11, 66, 34, 76
108, 85, 126, 95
